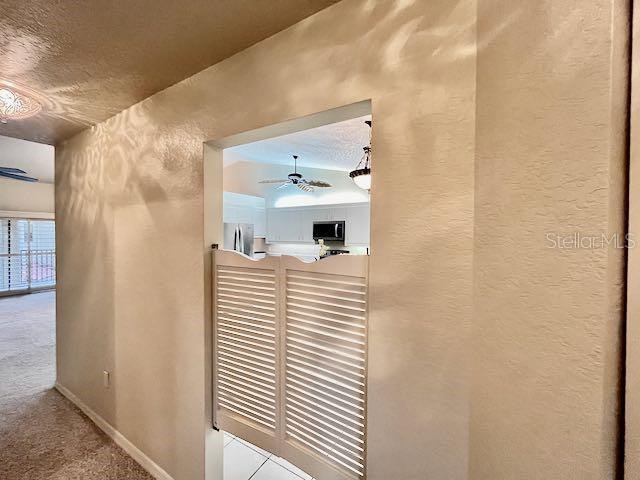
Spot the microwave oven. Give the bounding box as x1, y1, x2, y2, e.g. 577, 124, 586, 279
312, 221, 345, 241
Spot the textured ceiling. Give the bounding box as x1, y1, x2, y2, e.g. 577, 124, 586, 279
227, 115, 373, 172
0, 0, 340, 145
0, 135, 54, 183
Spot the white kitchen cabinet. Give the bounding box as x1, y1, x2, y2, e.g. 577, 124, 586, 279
224, 192, 267, 238
310, 208, 331, 222
280, 209, 303, 242
299, 210, 314, 243
224, 205, 252, 224
266, 202, 369, 246
253, 207, 266, 238
345, 203, 370, 246
237, 206, 253, 224
329, 207, 347, 222
267, 208, 304, 242
266, 208, 283, 242
223, 205, 236, 223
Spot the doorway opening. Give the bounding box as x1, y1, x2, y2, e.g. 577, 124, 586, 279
222, 112, 371, 261
205, 101, 372, 480
0, 134, 58, 479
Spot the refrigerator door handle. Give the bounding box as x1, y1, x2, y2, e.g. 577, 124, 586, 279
233, 225, 239, 251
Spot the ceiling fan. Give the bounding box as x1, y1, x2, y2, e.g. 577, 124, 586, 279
259, 155, 331, 192
0, 167, 38, 182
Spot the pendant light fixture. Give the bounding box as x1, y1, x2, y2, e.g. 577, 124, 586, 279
0, 82, 42, 124
349, 120, 372, 191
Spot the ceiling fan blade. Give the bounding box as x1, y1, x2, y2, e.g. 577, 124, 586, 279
0, 171, 38, 182
297, 183, 314, 192
259, 179, 289, 184
0, 167, 27, 174
306, 180, 332, 188
276, 182, 290, 190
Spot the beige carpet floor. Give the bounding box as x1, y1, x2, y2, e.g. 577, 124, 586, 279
0, 291, 153, 480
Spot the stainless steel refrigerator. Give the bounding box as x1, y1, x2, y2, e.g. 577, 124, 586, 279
223, 223, 254, 256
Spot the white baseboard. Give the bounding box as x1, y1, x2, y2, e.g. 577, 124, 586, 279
55, 382, 174, 480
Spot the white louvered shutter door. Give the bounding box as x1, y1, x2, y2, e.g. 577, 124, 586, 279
213, 251, 282, 453
213, 251, 368, 479
280, 255, 367, 480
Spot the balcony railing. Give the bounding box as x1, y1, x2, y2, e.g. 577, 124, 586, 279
0, 249, 56, 294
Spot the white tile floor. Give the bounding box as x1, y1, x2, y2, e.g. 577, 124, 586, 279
223, 431, 314, 480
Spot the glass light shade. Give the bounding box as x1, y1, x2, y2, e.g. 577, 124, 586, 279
0, 86, 41, 123
349, 121, 373, 191
349, 168, 371, 190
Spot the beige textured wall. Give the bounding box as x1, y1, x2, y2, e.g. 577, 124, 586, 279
472, 1, 628, 478
54, 0, 627, 479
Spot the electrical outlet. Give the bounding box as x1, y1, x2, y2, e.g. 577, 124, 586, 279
103, 370, 110, 388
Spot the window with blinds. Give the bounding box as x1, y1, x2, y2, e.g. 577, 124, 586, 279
213, 250, 368, 480
0, 218, 56, 294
